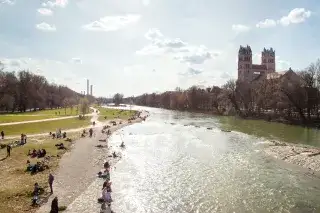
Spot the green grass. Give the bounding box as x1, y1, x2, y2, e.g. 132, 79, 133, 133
0, 115, 58, 124
21, 107, 81, 116
0, 117, 91, 136
97, 107, 137, 122
0, 134, 79, 213
1, 106, 91, 117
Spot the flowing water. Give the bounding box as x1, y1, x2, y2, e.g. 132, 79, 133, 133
66, 107, 320, 213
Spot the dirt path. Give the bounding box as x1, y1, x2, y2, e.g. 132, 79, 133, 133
0, 114, 94, 126
36, 110, 144, 213
3, 108, 98, 139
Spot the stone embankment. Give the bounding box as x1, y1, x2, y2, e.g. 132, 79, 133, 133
264, 140, 320, 173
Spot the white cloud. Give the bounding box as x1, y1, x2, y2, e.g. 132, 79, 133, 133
231, 24, 250, 33
142, 0, 150, 6
255, 8, 312, 29
277, 59, 291, 70
0, 0, 14, 5
220, 72, 230, 79
279, 8, 311, 26
36, 22, 56, 32
43, 0, 68, 8
256, 19, 277, 28
70, 58, 82, 64
137, 28, 220, 65
82, 14, 141, 32
179, 67, 203, 76
37, 8, 53, 16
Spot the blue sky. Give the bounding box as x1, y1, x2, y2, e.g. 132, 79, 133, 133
0, 0, 318, 97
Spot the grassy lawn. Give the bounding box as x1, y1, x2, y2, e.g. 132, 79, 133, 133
97, 107, 137, 122
0, 117, 91, 136
0, 134, 79, 213
1, 106, 93, 117
20, 107, 81, 116
0, 115, 58, 124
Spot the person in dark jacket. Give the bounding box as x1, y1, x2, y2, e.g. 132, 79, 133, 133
1, 131, 4, 139
50, 197, 59, 213
6, 145, 12, 157
49, 173, 54, 193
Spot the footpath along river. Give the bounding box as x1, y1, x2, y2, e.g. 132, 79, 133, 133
66, 106, 320, 213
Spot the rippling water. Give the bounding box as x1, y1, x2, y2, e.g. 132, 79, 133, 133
67, 107, 320, 213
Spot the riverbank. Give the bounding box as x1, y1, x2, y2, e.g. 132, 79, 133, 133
263, 140, 320, 174
36, 110, 148, 213
142, 105, 320, 129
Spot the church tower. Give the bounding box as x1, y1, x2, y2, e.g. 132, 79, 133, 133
238, 45, 252, 81
261, 48, 275, 73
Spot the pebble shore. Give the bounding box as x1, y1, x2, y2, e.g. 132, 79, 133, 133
36, 111, 147, 213
264, 140, 320, 173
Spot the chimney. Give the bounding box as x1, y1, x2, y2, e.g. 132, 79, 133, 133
90, 85, 93, 96
87, 79, 89, 95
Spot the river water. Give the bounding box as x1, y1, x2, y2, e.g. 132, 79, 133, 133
66, 106, 320, 213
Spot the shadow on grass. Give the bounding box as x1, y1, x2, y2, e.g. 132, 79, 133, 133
0, 156, 8, 161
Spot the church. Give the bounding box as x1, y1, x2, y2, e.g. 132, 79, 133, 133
237, 45, 276, 82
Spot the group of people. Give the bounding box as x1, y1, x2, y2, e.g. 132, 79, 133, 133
31, 174, 56, 211
50, 129, 67, 139
99, 161, 114, 213
28, 148, 47, 158
26, 159, 48, 175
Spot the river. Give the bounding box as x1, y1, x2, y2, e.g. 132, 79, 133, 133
66, 106, 320, 213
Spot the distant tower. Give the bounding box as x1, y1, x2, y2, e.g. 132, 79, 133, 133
90, 85, 93, 96
238, 45, 252, 81
86, 79, 89, 95
261, 48, 275, 73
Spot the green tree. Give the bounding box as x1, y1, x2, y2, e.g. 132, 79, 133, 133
113, 93, 124, 106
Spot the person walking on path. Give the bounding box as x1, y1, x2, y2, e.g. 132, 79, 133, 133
1, 131, 4, 139
49, 173, 54, 194
50, 197, 59, 213
6, 144, 11, 157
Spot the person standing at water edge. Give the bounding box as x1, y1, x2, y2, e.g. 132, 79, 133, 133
49, 173, 54, 193
1, 130, 4, 139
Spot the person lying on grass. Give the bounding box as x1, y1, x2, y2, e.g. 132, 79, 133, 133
55, 143, 66, 150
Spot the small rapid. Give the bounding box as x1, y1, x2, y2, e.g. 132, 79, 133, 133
66, 107, 320, 213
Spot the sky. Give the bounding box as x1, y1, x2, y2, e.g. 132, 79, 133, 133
0, 0, 318, 97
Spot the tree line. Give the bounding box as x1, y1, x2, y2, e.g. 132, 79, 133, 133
131, 59, 320, 126
0, 67, 93, 113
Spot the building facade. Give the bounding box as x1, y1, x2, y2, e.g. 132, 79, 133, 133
238, 45, 276, 82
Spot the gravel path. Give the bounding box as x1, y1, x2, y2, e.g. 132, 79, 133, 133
0, 114, 94, 126
36, 109, 146, 213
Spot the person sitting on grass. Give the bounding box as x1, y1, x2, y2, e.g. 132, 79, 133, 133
37, 149, 47, 158
26, 160, 34, 171
55, 143, 66, 150
30, 149, 37, 158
